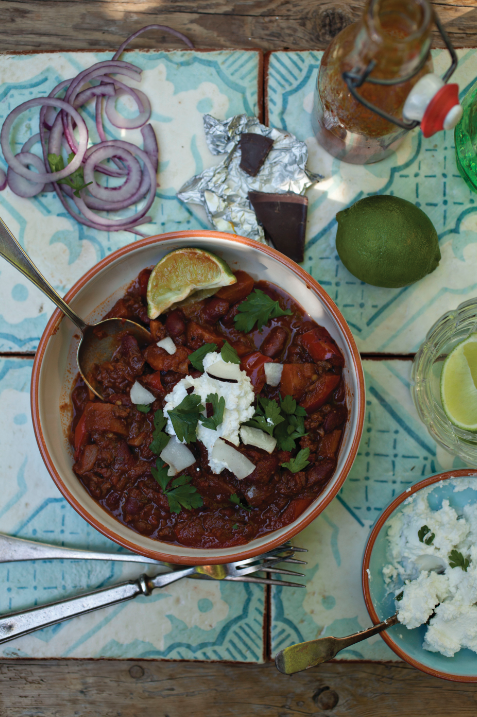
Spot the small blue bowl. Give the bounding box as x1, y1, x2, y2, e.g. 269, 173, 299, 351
363, 469, 477, 682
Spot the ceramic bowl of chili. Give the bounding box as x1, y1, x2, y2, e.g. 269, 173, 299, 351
32, 230, 365, 564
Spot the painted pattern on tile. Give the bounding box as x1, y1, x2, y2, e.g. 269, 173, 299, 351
0, 49, 261, 351
270, 359, 466, 660
267, 49, 477, 353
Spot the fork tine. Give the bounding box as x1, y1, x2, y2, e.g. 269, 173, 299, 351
277, 557, 307, 565
227, 576, 305, 588
263, 567, 305, 577
286, 546, 308, 553
234, 548, 295, 566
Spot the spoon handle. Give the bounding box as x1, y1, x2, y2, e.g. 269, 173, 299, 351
0, 216, 86, 332
334, 613, 399, 652
0, 533, 167, 565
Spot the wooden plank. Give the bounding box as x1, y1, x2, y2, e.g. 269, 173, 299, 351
0, 1, 475, 52
1, 659, 477, 716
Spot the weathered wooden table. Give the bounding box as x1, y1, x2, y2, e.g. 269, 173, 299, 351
0, 0, 476, 714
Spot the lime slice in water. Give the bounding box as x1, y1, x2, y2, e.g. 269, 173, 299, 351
440, 333, 477, 431
147, 248, 236, 319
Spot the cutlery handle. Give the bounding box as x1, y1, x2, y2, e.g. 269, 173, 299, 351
0, 533, 165, 566
0, 568, 195, 644
0, 216, 86, 332
335, 613, 399, 652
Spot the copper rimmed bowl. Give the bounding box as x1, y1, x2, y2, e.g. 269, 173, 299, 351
32, 230, 365, 564
363, 469, 477, 682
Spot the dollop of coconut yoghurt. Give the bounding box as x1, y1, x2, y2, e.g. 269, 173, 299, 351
383, 479, 477, 657
162, 352, 255, 473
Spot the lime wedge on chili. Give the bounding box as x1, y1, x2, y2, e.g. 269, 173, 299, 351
440, 333, 477, 431
147, 248, 236, 319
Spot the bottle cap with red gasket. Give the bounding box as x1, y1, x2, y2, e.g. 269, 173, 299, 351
403, 73, 463, 138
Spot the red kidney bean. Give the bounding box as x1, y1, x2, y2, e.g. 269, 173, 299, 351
202, 297, 230, 323
165, 310, 186, 337
260, 326, 288, 358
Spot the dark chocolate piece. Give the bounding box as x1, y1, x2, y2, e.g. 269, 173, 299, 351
239, 133, 274, 176
248, 191, 308, 263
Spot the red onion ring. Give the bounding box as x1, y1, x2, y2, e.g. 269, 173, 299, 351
1, 98, 88, 182
83, 145, 142, 202
1, 24, 194, 233
7, 152, 46, 197
105, 88, 151, 129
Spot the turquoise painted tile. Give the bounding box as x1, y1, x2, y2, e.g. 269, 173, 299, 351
0, 358, 265, 661
266, 49, 477, 353
0, 49, 261, 351
270, 359, 466, 660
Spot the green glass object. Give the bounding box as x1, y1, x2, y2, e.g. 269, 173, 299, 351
455, 82, 477, 192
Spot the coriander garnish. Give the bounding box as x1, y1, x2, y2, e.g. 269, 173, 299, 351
188, 343, 218, 372
281, 448, 310, 473
230, 493, 252, 511
448, 549, 470, 572
234, 288, 292, 332
200, 393, 225, 431
167, 394, 204, 443
418, 525, 435, 545
151, 460, 203, 514
221, 341, 240, 364
149, 410, 170, 454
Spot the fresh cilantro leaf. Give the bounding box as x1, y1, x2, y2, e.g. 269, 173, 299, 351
167, 394, 204, 443
281, 448, 310, 473
230, 493, 252, 511
246, 396, 285, 436
151, 465, 203, 514
48, 152, 93, 197
395, 591, 404, 602
149, 409, 170, 455
232, 523, 239, 530
167, 481, 203, 514
136, 403, 151, 414
188, 343, 218, 372
234, 289, 292, 333
280, 395, 297, 415
151, 460, 171, 492
418, 525, 435, 545
448, 549, 470, 572
200, 393, 225, 431
221, 341, 240, 364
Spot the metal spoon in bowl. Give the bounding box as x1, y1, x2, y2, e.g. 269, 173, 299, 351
0, 216, 151, 400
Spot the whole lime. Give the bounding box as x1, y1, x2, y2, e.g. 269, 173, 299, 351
336, 195, 441, 288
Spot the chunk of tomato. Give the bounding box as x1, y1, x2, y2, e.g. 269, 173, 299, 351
279, 363, 317, 400
216, 270, 254, 304
300, 328, 344, 366
300, 374, 341, 414
240, 351, 273, 393
142, 371, 165, 395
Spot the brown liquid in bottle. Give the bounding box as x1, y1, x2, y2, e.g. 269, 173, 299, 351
312, 0, 433, 164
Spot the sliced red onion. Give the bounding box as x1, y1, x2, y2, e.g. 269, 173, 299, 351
73, 83, 116, 108
105, 88, 151, 129
1, 98, 88, 182
83, 145, 142, 202
112, 24, 194, 59
21, 133, 41, 154
7, 152, 46, 197
1, 24, 195, 234
141, 124, 158, 173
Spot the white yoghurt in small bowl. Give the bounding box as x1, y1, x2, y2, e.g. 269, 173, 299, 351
363, 471, 477, 681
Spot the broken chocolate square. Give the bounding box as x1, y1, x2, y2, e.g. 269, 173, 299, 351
239, 133, 274, 177
248, 191, 308, 263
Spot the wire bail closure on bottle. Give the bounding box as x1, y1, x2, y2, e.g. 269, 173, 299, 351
342, 12, 458, 130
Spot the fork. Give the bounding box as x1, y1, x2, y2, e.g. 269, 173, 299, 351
0, 543, 307, 644
0, 532, 307, 584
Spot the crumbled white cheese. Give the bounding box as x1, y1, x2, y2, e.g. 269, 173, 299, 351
130, 380, 155, 405
157, 337, 176, 355
162, 352, 255, 474
383, 477, 477, 657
